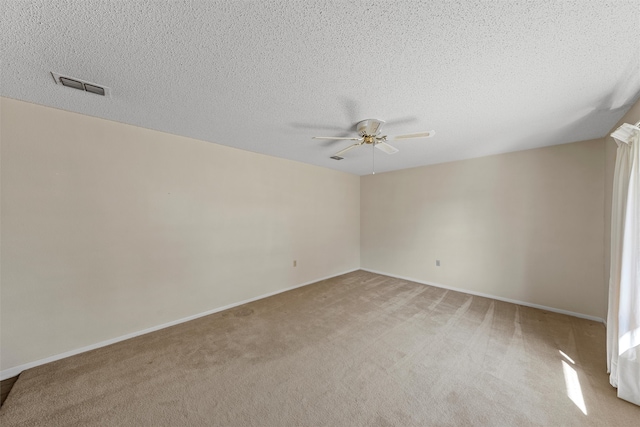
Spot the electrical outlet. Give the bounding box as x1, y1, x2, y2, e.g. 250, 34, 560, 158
436, 260, 440, 266
293, 260, 297, 267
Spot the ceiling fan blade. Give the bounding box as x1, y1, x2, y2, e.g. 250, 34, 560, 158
334, 143, 362, 157
315, 132, 355, 147
394, 130, 435, 140
313, 136, 362, 141
375, 142, 399, 154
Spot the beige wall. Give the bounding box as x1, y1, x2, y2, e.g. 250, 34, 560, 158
0, 97, 360, 372
4, 94, 638, 375
361, 140, 606, 318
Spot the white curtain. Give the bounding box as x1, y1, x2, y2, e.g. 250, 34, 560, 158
607, 125, 640, 406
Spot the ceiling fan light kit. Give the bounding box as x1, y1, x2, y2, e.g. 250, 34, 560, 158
312, 119, 435, 173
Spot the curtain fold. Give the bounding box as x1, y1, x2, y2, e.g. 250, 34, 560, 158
607, 127, 640, 406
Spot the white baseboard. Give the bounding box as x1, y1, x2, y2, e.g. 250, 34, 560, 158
360, 268, 606, 324
0, 268, 359, 380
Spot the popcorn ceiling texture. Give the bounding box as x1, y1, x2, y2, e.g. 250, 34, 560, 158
2, 1, 639, 175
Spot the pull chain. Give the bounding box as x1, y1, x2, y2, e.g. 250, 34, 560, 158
372, 142, 375, 175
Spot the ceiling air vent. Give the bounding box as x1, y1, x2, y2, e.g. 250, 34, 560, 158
51, 72, 110, 96
330, 156, 344, 161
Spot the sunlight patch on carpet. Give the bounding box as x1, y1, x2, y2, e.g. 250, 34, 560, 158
559, 350, 575, 365
562, 359, 587, 415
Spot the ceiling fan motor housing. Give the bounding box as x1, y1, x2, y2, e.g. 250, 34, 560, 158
357, 119, 385, 137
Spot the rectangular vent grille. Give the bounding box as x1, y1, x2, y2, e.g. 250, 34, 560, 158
330, 156, 344, 160
51, 72, 110, 97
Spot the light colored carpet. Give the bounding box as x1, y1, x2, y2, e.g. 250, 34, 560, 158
1, 271, 638, 426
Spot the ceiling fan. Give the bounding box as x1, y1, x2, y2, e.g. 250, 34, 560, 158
313, 119, 435, 160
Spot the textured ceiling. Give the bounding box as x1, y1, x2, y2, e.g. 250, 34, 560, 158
2, 1, 639, 175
